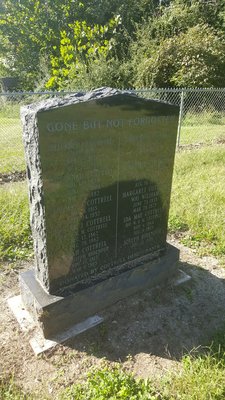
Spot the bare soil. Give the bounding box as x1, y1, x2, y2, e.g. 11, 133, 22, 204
1, 237, 225, 399
0, 170, 26, 185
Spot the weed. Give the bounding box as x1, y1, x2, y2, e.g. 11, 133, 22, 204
182, 286, 193, 301
0, 376, 31, 399
99, 322, 108, 338
59, 364, 163, 399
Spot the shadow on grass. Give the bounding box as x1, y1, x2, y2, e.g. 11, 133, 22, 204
65, 260, 225, 362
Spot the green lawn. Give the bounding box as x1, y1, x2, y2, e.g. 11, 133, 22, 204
0, 101, 25, 173
0, 117, 25, 173
169, 145, 225, 262
181, 124, 225, 145
180, 112, 225, 145
0, 181, 33, 261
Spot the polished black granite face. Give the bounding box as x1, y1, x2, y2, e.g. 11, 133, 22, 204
36, 94, 179, 293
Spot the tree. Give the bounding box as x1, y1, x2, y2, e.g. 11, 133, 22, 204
1, 0, 225, 89
46, 16, 121, 90
133, 24, 225, 88
0, 0, 88, 88
130, 0, 225, 88
0, 0, 159, 89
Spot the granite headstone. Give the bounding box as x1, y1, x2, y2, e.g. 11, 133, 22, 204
20, 88, 180, 337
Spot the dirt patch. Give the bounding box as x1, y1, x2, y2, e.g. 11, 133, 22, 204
216, 135, 225, 145
178, 138, 225, 151
0, 170, 26, 185
1, 238, 225, 398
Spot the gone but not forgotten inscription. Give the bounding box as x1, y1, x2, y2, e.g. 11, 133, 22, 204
20, 88, 180, 337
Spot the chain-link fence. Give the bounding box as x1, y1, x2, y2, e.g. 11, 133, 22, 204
0, 91, 67, 175
0, 88, 225, 174
135, 88, 225, 147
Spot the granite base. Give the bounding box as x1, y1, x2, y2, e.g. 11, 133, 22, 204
20, 243, 179, 338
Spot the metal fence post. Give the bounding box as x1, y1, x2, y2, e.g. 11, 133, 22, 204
177, 90, 184, 148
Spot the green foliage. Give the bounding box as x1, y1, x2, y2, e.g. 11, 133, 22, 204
0, 0, 159, 89
46, 16, 121, 90
0, 182, 33, 262
53, 55, 133, 91
141, 0, 225, 43
163, 349, 225, 400
60, 365, 162, 399
0, 0, 88, 89
1, 0, 225, 89
131, 0, 225, 88
133, 24, 225, 88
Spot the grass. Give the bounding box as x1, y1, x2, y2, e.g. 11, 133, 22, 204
180, 112, 225, 145
0, 181, 33, 262
184, 111, 225, 127
0, 377, 31, 399
162, 350, 225, 400
2, 346, 225, 399
58, 329, 225, 399
0, 100, 33, 174
169, 145, 225, 262
0, 117, 25, 173
161, 330, 225, 400
181, 124, 225, 145
0, 102, 25, 173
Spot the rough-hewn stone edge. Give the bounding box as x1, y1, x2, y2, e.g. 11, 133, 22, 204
21, 106, 50, 291
21, 87, 124, 114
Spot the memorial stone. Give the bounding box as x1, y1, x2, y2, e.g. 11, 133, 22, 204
20, 88, 180, 337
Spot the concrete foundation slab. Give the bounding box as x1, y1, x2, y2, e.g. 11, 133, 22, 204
7, 295, 103, 355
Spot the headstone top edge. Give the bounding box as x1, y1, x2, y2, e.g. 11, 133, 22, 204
20, 87, 124, 117
20, 87, 179, 119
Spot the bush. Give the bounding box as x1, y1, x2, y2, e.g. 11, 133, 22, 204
132, 24, 225, 88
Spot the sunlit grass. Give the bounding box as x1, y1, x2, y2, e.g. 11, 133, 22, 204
0, 181, 33, 262
180, 112, 225, 145
0, 117, 25, 173
169, 145, 225, 261
181, 124, 225, 145
162, 342, 225, 400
